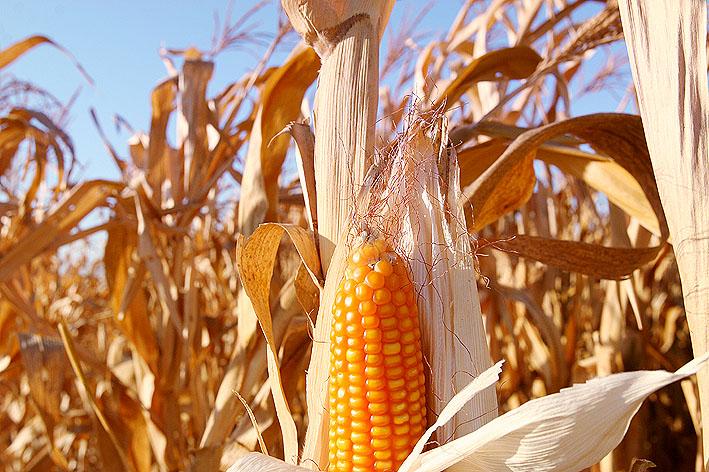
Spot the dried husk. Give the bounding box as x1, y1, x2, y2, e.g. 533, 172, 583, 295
619, 0, 709, 464
382, 115, 498, 437
230, 354, 709, 472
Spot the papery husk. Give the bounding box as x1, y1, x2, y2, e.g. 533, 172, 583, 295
403, 354, 709, 472
298, 107, 497, 469
231, 354, 709, 472
619, 0, 709, 465
379, 112, 498, 437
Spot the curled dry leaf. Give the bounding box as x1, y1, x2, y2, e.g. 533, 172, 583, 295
431, 47, 542, 110
537, 146, 659, 237
466, 148, 536, 232
0, 35, 92, 82
457, 135, 659, 236
279, 121, 317, 233
463, 113, 668, 279
236, 223, 321, 464
294, 262, 320, 323
238, 44, 319, 235
0, 108, 75, 201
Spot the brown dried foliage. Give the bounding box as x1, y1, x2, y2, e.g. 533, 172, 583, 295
0, 1, 700, 471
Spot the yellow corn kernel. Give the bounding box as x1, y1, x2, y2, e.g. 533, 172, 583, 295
329, 239, 427, 471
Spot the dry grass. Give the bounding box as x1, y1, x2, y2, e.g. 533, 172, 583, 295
0, 1, 700, 471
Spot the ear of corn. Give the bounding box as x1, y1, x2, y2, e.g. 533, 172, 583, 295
328, 238, 426, 471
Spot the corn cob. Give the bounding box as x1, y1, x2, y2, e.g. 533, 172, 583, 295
328, 238, 427, 471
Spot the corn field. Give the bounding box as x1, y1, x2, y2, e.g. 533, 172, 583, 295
1, 1, 708, 471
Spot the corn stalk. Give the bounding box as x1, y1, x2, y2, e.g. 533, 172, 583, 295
282, 0, 394, 271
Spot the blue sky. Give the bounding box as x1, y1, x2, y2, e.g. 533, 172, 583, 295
0, 1, 629, 185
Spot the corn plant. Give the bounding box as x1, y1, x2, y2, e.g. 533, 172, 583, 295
0, 1, 707, 472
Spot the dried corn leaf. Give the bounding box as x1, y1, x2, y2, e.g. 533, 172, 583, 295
233, 48, 320, 434
133, 193, 183, 335
0, 108, 74, 201
0, 180, 117, 282
432, 47, 542, 110
537, 147, 660, 236
236, 223, 321, 464
239, 44, 319, 235
466, 114, 667, 278
18, 334, 66, 423
283, 122, 317, 232
0, 123, 25, 177
18, 332, 68, 464
104, 224, 159, 373
0, 35, 55, 69
147, 77, 177, 189
0, 35, 91, 82
294, 263, 319, 321
457, 138, 508, 187
458, 139, 659, 236
466, 114, 665, 232
58, 322, 133, 471
178, 58, 214, 195
497, 235, 662, 280
466, 150, 536, 231
97, 380, 152, 472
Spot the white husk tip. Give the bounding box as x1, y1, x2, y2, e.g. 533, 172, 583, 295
227, 452, 308, 472
229, 354, 709, 472
676, 351, 709, 376
407, 353, 709, 472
